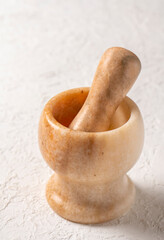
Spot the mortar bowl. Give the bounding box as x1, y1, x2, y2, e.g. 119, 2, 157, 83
38, 87, 144, 224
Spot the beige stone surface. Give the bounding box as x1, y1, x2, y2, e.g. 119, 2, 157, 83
1, 1, 164, 239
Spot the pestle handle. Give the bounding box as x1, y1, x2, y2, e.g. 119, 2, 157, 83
69, 47, 141, 132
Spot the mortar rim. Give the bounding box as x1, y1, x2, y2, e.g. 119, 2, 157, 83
44, 87, 141, 136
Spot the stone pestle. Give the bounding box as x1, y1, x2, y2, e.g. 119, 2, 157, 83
69, 47, 141, 132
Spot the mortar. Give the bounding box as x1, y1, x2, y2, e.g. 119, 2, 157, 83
39, 87, 144, 224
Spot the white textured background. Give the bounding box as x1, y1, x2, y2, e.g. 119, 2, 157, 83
0, 0, 164, 239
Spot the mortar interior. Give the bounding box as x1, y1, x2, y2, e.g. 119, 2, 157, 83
52, 88, 131, 131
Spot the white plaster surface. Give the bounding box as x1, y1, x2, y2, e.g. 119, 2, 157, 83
0, 0, 164, 239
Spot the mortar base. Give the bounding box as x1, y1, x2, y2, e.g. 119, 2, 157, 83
46, 173, 135, 224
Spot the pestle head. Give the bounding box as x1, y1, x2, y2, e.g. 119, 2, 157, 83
69, 47, 141, 132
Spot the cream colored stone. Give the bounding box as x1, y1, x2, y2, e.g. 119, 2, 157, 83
38, 87, 144, 224
69, 47, 141, 132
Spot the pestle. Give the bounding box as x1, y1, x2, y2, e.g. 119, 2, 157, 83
69, 47, 141, 132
